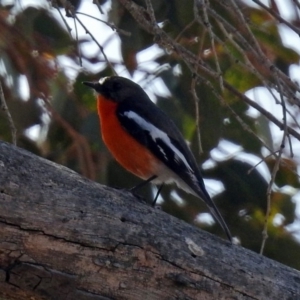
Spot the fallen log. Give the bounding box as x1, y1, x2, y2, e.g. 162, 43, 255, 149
0, 140, 299, 300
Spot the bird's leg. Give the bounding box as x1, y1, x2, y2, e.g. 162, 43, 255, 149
130, 176, 164, 207
130, 175, 157, 194
152, 184, 164, 207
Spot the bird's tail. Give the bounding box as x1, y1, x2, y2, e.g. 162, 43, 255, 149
196, 186, 232, 242
206, 198, 232, 242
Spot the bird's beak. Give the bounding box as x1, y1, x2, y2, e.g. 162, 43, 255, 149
82, 81, 99, 90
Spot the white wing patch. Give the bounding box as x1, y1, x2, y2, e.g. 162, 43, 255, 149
157, 145, 168, 161
123, 110, 193, 173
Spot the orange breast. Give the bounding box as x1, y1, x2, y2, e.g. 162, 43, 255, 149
97, 95, 160, 180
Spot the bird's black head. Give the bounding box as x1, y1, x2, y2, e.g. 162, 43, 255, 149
83, 76, 147, 103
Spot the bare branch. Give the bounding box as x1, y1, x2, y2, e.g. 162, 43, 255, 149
76, 12, 131, 36
118, 0, 300, 143
0, 81, 17, 146
252, 0, 300, 36
293, 0, 300, 10
93, 0, 105, 14
223, 82, 300, 141
191, 75, 203, 154
66, 1, 117, 75
47, 104, 96, 180
194, 0, 224, 90
207, 5, 300, 94
73, 11, 82, 66
226, 104, 278, 159
51, 0, 73, 35
260, 73, 289, 254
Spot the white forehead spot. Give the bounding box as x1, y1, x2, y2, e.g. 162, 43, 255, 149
99, 77, 109, 85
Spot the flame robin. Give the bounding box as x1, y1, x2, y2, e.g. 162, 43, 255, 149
83, 76, 232, 241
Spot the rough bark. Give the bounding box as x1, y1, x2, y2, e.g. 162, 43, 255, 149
0, 140, 299, 300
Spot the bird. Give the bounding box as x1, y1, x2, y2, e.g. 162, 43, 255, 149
83, 76, 232, 242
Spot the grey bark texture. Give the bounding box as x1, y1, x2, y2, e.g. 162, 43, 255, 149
0, 140, 299, 300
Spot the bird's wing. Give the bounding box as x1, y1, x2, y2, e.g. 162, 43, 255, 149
117, 105, 198, 187
117, 99, 232, 242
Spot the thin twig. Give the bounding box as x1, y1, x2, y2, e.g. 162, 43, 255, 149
0, 82, 17, 145
47, 104, 96, 180
226, 104, 277, 159
223, 82, 300, 141
76, 15, 116, 74
247, 151, 279, 175
190, 30, 206, 155
76, 12, 131, 36
207, 5, 300, 94
51, 0, 73, 35
93, 0, 105, 14
218, 19, 300, 128
118, 0, 300, 142
190, 68, 278, 168
187, 60, 279, 161
228, 0, 266, 61
175, 20, 196, 42
191, 75, 203, 154
73, 13, 82, 66
145, 0, 160, 33
293, 0, 300, 10
260, 72, 289, 255
66, 2, 117, 75
195, 0, 224, 91
252, 0, 300, 36
230, 0, 300, 95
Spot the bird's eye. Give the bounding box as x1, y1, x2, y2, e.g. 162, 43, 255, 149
113, 81, 122, 90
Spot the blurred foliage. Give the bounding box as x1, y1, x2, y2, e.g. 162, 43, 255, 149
0, 0, 300, 270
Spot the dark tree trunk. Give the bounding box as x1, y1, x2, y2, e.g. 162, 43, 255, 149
0, 140, 299, 300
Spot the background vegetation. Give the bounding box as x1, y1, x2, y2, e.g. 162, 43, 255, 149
1, 0, 300, 269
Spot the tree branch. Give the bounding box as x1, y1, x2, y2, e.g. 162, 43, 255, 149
118, 0, 300, 142
0, 141, 300, 299
252, 0, 300, 36
0, 82, 17, 146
